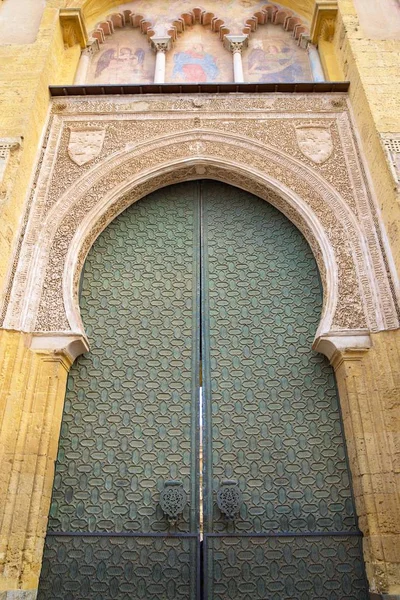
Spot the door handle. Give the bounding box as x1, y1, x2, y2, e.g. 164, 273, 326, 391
217, 480, 243, 520
159, 480, 187, 525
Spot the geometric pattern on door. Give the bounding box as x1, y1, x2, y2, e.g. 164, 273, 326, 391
37, 181, 367, 599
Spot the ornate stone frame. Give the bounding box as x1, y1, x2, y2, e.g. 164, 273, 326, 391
2, 93, 399, 353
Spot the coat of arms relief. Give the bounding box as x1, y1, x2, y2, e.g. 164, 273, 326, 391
295, 125, 333, 164
68, 127, 106, 166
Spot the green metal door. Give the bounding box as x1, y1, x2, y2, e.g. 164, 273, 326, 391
38, 180, 367, 599
38, 183, 201, 600
200, 181, 367, 600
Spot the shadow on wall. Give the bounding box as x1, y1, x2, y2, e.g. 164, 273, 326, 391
0, 0, 45, 44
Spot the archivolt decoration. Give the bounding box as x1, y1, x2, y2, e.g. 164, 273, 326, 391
2, 94, 399, 351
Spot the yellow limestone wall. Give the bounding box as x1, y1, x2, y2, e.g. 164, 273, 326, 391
334, 0, 400, 275
0, 3, 80, 308
332, 331, 400, 596
0, 330, 72, 592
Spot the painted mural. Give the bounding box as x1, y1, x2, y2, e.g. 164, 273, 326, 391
166, 25, 233, 83
243, 25, 312, 83
86, 29, 155, 85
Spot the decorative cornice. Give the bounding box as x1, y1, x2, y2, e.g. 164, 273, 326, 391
310, 0, 338, 45
59, 8, 89, 49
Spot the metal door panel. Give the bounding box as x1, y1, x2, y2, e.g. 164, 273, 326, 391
200, 180, 367, 598
38, 183, 201, 599
204, 535, 366, 600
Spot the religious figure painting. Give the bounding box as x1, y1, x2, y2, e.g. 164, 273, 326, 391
166, 25, 233, 83
243, 28, 312, 83
172, 43, 219, 82
86, 30, 155, 85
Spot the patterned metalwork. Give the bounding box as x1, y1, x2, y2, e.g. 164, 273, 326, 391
205, 535, 367, 600
201, 180, 358, 534
38, 183, 200, 599
201, 180, 367, 597
38, 180, 367, 599
39, 535, 198, 600
48, 183, 199, 534
216, 481, 242, 520
160, 481, 188, 524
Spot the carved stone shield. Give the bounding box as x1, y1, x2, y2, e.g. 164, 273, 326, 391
295, 125, 333, 164
68, 128, 106, 166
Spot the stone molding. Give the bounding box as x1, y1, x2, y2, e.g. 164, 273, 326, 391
1, 94, 399, 348
310, 0, 338, 45
313, 330, 372, 365
59, 8, 88, 49
30, 332, 89, 365
0, 137, 22, 183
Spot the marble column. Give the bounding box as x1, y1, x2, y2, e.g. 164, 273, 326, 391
151, 37, 172, 84
224, 35, 248, 83
308, 43, 326, 82
74, 41, 99, 85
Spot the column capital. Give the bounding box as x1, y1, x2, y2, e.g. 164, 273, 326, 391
313, 330, 371, 367
82, 39, 100, 57
30, 332, 89, 367
224, 35, 248, 55
151, 36, 172, 54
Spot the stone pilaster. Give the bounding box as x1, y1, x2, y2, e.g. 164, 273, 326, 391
315, 331, 400, 597
0, 330, 88, 595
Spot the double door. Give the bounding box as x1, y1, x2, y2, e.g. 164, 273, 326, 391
38, 181, 367, 599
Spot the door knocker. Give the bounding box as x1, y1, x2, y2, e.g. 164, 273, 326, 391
216, 480, 243, 520
159, 480, 187, 525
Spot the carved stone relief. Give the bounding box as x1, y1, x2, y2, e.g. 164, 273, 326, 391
382, 134, 400, 186
67, 127, 106, 166
295, 125, 333, 164
1, 94, 399, 344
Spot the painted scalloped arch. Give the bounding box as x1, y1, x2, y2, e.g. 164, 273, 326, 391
90, 10, 155, 45
168, 7, 230, 41
244, 3, 309, 45
241, 4, 312, 84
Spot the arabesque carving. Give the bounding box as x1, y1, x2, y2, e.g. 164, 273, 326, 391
1, 94, 398, 348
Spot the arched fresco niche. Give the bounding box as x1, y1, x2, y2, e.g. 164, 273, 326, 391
243, 24, 312, 83
86, 28, 155, 84
166, 23, 233, 83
